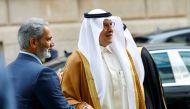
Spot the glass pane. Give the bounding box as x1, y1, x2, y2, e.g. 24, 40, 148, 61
166, 32, 190, 43
179, 51, 190, 73
151, 52, 175, 83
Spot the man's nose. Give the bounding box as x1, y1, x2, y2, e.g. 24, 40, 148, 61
105, 25, 113, 31
108, 25, 113, 31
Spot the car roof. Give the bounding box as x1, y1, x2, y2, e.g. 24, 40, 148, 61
149, 29, 190, 42
141, 43, 190, 51
134, 27, 190, 43
144, 27, 190, 37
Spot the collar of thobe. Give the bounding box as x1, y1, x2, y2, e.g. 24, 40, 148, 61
100, 46, 112, 54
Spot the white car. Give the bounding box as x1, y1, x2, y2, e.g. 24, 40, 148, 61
146, 44, 190, 109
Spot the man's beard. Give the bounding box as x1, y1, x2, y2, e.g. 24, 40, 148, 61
36, 47, 51, 60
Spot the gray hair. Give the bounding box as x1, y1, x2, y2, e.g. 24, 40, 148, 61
18, 17, 48, 49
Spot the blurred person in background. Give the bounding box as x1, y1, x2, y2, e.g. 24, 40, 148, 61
139, 47, 167, 109
44, 49, 58, 62
6, 17, 74, 109
59, 9, 146, 109
0, 50, 16, 109
123, 23, 167, 109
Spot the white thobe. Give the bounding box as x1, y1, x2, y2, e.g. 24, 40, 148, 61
101, 46, 129, 109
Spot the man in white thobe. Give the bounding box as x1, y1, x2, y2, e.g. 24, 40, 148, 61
60, 9, 146, 109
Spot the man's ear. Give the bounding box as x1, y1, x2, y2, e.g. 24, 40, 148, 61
29, 38, 38, 49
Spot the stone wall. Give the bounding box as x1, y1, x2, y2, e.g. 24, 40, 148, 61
0, 0, 189, 63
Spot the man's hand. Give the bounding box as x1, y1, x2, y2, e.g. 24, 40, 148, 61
83, 104, 94, 109
56, 68, 63, 82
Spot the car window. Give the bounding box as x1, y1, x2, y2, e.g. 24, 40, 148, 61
151, 52, 175, 83
167, 51, 190, 84
179, 51, 190, 72
134, 37, 149, 43
178, 51, 190, 83
165, 32, 190, 43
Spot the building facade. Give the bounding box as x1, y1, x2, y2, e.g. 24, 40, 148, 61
0, 0, 189, 63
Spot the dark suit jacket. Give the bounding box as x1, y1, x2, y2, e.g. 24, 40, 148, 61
7, 53, 74, 109
0, 59, 16, 109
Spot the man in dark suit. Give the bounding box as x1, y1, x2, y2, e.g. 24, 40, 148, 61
0, 43, 16, 109
6, 17, 74, 109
